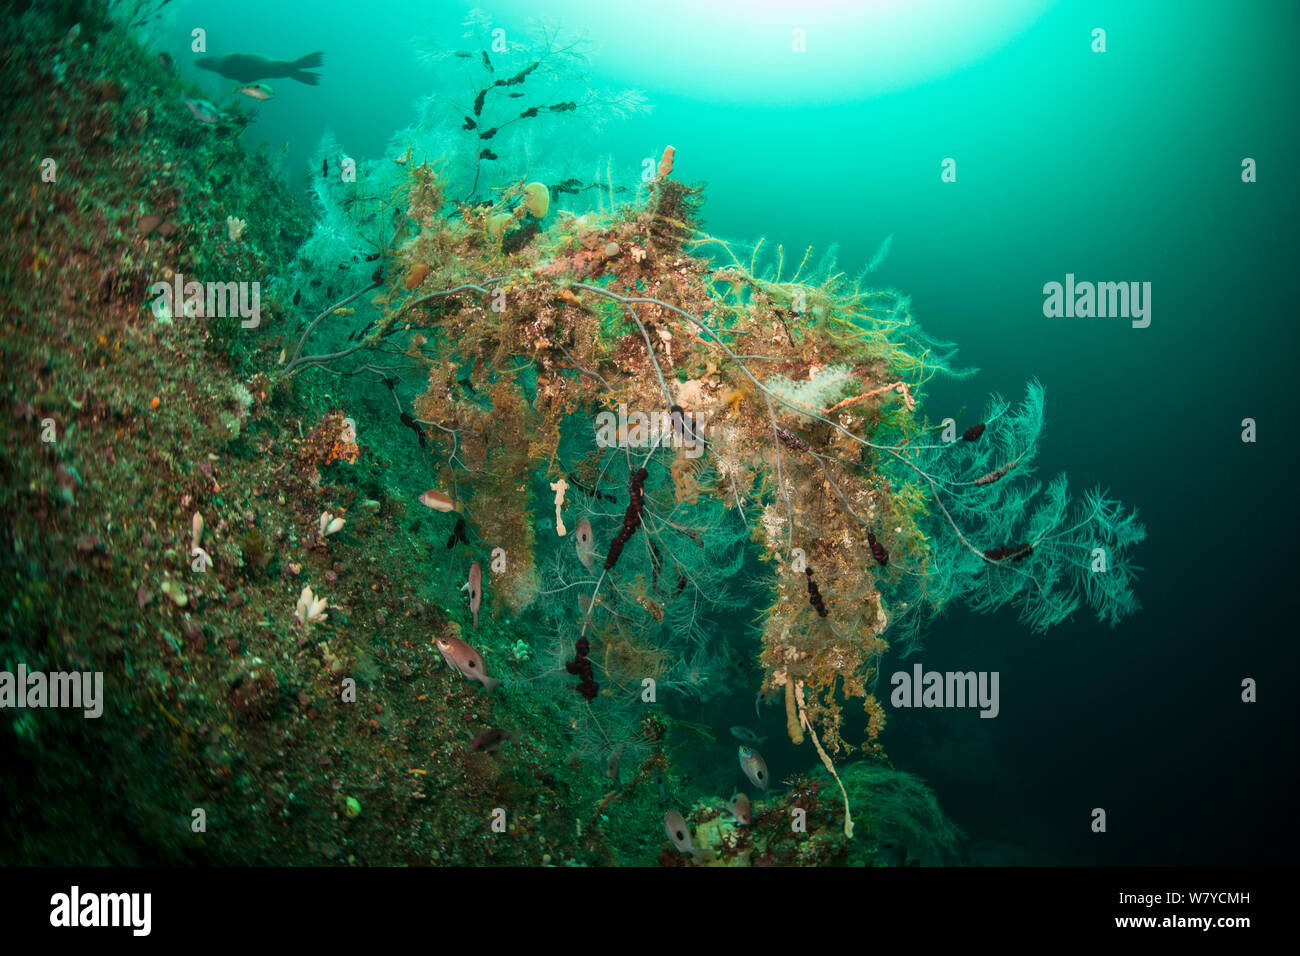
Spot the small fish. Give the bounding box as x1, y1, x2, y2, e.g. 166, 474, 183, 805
481, 50, 493, 71
157, 52, 176, 75
664, 811, 701, 858
730, 726, 767, 747
507, 92, 525, 98
136, 214, 164, 236
574, 517, 595, 571
418, 489, 456, 512
738, 746, 769, 792
605, 746, 622, 785
726, 791, 752, 825
322, 157, 328, 178
446, 516, 470, 550
453, 51, 471, 59
234, 82, 274, 101
754, 686, 778, 719
433, 634, 499, 691
292, 289, 301, 305
471, 728, 519, 753
467, 561, 482, 629
181, 97, 221, 124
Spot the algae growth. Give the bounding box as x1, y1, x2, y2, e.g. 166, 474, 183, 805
0, 3, 1143, 867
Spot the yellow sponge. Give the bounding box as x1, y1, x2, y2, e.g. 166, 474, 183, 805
523, 182, 549, 218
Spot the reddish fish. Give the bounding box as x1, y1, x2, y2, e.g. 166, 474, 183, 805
467, 561, 482, 629
434, 635, 499, 691
419, 488, 456, 512
726, 790, 752, 825
738, 745, 769, 792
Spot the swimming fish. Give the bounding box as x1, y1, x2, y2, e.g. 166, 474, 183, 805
418, 489, 456, 512
730, 726, 767, 747
446, 516, 470, 550
574, 517, 595, 571
136, 214, 177, 238
470, 728, 519, 753
233, 82, 274, 101
180, 97, 220, 124
196, 51, 324, 85
726, 791, 752, 825
433, 634, 499, 691
754, 686, 779, 719
664, 811, 701, 858
466, 561, 482, 629
738, 746, 769, 792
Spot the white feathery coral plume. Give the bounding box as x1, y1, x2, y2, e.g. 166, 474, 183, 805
295, 585, 329, 625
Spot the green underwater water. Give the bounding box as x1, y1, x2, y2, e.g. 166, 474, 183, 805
0, 0, 1296, 870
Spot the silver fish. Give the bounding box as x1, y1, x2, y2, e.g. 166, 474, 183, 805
181, 97, 220, 124
467, 561, 481, 629
233, 82, 274, 101
664, 810, 700, 857
738, 745, 769, 792
434, 635, 499, 691
575, 517, 595, 570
